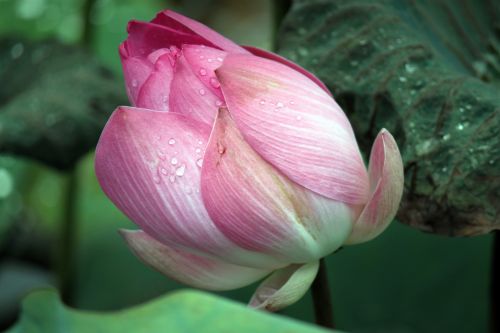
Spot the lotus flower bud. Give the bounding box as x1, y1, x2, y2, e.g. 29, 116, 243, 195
95, 9, 404, 311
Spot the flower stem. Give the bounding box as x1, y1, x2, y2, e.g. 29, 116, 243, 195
311, 258, 334, 328
491, 231, 499, 333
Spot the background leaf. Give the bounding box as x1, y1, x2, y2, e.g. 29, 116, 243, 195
0, 38, 127, 170
278, 0, 500, 236
6, 289, 335, 333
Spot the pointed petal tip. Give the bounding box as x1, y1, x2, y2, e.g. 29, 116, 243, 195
345, 129, 404, 244
249, 262, 319, 312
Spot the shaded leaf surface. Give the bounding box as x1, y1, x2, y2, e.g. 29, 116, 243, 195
6, 289, 334, 333
0, 39, 127, 170
278, 0, 500, 236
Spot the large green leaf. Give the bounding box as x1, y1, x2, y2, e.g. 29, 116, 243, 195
5, 289, 334, 333
278, 0, 500, 236
0, 38, 127, 170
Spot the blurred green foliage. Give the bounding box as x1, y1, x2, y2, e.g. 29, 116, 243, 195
7, 289, 333, 333
0, 0, 493, 332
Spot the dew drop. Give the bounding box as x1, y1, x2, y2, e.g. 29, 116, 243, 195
405, 63, 417, 74
289, 100, 295, 105
170, 157, 178, 165
209, 77, 220, 88
169, 175, 176, 183
162, 95, 168, 104
399, 76, 407, 82
456, 123, 464, 130
157, 150, 166, 160
276, 102, 284, 108
216, 57, 223, 62
175, 164, 186, 176
153, 176, 161, 184
195, 148, 202, 154
207, 58, 213, 63
199, 68, 207, 76
215, 100, 223, 107
160, 167, 168, 175
199, 55, 205, 59
196, 158, 203, 168
199, 88, 206, 96
296, 115, 302, 121
198, 140, 203, 145
259, 100, 265, 105
442, 134, 450, 141
168, 138, 176, 145
131, 79, 138, 87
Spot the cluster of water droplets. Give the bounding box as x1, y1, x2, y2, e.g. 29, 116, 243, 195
257, 98, 302, 120
148, 135, 205, 194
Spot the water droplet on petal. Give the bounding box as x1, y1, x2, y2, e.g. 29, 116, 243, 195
153, 176, 161, 184
196, 158, 203, 168
160, 168, 168, 175
199, 55, 205, 59
296, 115, 302, 121
169, 175, 176, 183
199, 68, 207, 76
195, 148, 202, 154
168, 138, 176, 145
209, 77, 220, 88
170, 157, 178, 165
215, 100, 223, 107
259, 100, 265, 105
289, 100, 295, 105
198, 140, 203, 145
199, 88, 206, 96
207, 58, 213, 63
175, 164, 186, 176
276, 102, 284, 108
216, 57, 223, 62
131, 79, 138, 87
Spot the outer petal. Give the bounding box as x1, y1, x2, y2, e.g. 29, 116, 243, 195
201, 109, 353, 263
244, 46, 331, 95
95, 107, 283, 269
345, 130, 404, 244
121, 230, 270, 290
249, 262, 319, 311
216, 54, 369, 204
154, 10, 249, 54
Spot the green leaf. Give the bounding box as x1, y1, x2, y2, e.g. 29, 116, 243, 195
278, 0, 500, 236
0, 38, 127, 170
6, 289, 335, 333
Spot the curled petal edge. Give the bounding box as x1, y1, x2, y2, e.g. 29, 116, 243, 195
345, 129, 404, 244
249, 261, 319, 312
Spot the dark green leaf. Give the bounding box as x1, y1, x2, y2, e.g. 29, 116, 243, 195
0, 38, 127, 170
6, 289, 335, 333
278, 0, 500, 236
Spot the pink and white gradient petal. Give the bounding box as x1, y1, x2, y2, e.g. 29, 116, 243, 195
121, 230, 270, 290
201, 109, 353, 263
216, 54, 369, 205
95, 107, 283, 269
249, 262, 319, 311
345, 129, 404, 244
244, 46, 331, 95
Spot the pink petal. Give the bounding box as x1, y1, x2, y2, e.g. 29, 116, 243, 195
182, 44, 226, 100
121, 230, 270, 290
120, 48, 154, 105
216, 54, 369, 204
345, 129, 404, 244
135, 52, 175, 111
244, 46, 331, 95
249, 262, 319, 311
201, 109, 354, 263
125, 20, 207, 57
156, 10, 249, 54
168, 52, 222, 126
95, 107, 283, 269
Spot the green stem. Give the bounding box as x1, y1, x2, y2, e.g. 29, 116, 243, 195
311, 258, 335, 328
58, 168, 78, 304
491, 231, 499, 333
